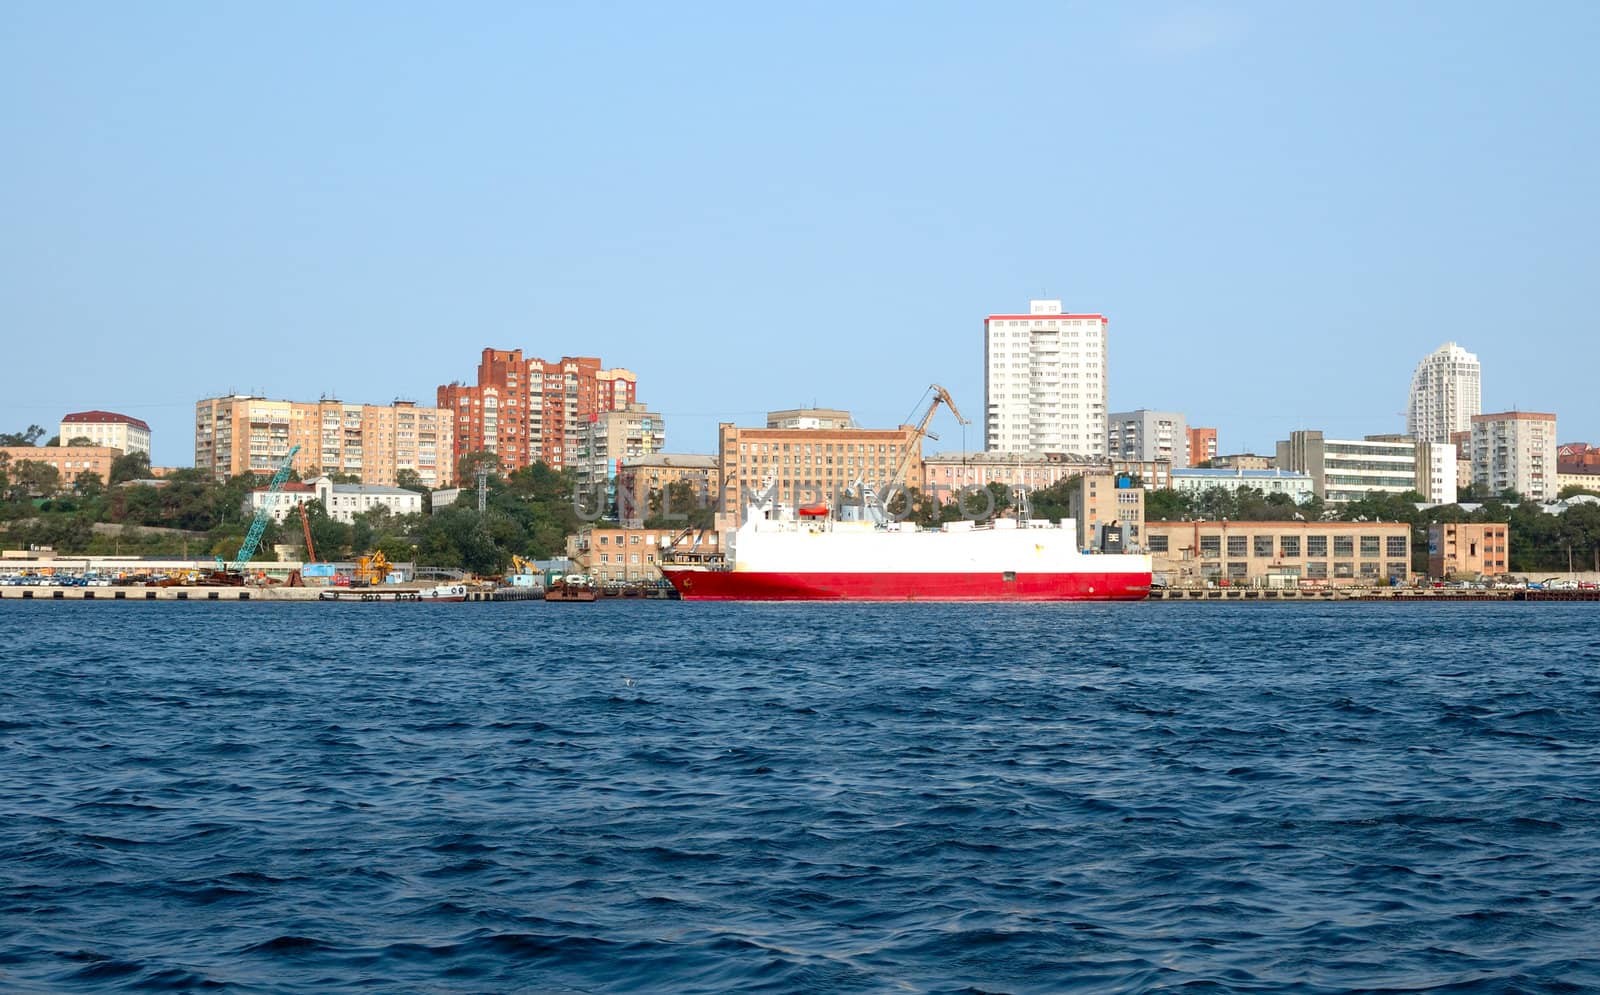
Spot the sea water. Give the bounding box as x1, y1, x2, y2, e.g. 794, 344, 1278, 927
2, 601, 1598, 992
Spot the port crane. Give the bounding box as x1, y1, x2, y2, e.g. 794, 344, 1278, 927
881, 384, 968, 501
228, 445, 301, 574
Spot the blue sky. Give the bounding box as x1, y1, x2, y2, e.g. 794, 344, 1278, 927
3, 3, 1595, 467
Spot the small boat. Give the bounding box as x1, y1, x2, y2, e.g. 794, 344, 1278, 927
545, 574, 598, 602
319, 583, 469, 603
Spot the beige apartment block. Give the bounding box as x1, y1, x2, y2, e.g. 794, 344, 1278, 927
1145, 520, 1412, 588
1557, 469, 1600, 494
1428, 522, 1509, 579
615, 454, 719, 526
573, 403, 664, 492
195, 396, 453, 487
1068, 471, 1147, 551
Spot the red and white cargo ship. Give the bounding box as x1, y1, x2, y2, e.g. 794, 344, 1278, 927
660, 494, 1151, 603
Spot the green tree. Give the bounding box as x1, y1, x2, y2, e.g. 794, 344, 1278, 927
644, 480, 716, 529
1143, 487, 1190, 522
66, 436, 94, 447
7, 459, 61, 499
0, 425, 45, 446
458, 450, 503, 484
301, 501, 352, 561
1558, 483, 1600, 500
73, 471, 105, 501
109, 450, 152, 484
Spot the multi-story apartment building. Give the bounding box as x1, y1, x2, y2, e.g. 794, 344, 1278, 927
1146, 520, 1412, 588
572, 403, 665, 505
984, 299, 1107, 457
194, 396, 453, 487
1471, 411, 1557, 500
615, 454, 719, 526
437, 348, 637, 473
1408, 342, 1481, 445
1428, 523, 1509, 579
58, 411, 150, 456
716, 421, 924, 531
1187, 426, 1218, 466
1169, 467, 1315, 503
0, 446, 123, 491
1275, 431, 1420, 504
1107, 409, 1188, 467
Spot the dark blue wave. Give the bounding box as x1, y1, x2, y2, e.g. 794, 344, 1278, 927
1, 601, 1599, 992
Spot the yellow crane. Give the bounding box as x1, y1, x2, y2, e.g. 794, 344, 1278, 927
355, 550, 391, 585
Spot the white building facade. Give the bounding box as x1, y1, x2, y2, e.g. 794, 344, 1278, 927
247, 477, 425, 524
1408, 342, 1481, 445
59, 411, 150, 456
984, 299, 1107, 457
1276, 431, 1422, 504
1471, 411, 1557, 501
1170, 468, 1315, 503
1108, 409, 1188, 467
1416, 442, 1459, 504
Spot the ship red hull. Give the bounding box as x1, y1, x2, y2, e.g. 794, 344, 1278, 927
662, 569, 1150, 602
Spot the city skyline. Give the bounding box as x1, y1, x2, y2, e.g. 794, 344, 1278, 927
3, 4, 1596, 466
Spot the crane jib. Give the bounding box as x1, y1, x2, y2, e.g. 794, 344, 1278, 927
230, 445, 302, 573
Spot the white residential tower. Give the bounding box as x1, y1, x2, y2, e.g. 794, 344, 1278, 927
984, 299, 1107, 456
1408, 342, 1481, 445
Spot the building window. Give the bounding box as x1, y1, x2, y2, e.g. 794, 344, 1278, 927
1334, 562, 1355, 578
1253, 536, 1273, 558
1226, 562, 1248, 580
1227, 536, 1247, 558
1307, 535, 1328, 557
1360, 536, 1381, 558
1280, 536, 1301, 558
1307, 561, 1328, 579
1360, 562, 1381, 578
1200, 536, 1221, 558
1334, 536, 1355, 557
1149, 535, 1169, 553
1386, 536, 1408, 558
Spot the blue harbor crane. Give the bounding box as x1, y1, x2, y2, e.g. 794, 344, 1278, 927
228, 445, 302, 574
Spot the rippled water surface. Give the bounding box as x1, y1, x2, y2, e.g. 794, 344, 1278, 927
3, 601, 1600, 993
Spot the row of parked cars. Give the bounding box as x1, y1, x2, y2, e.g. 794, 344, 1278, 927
1, 573, 113, 587
1432, 576, 1599, 590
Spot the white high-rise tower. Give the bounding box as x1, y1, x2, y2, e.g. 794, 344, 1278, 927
984, 299, 1107, 456
1407, 342, 1481, 445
